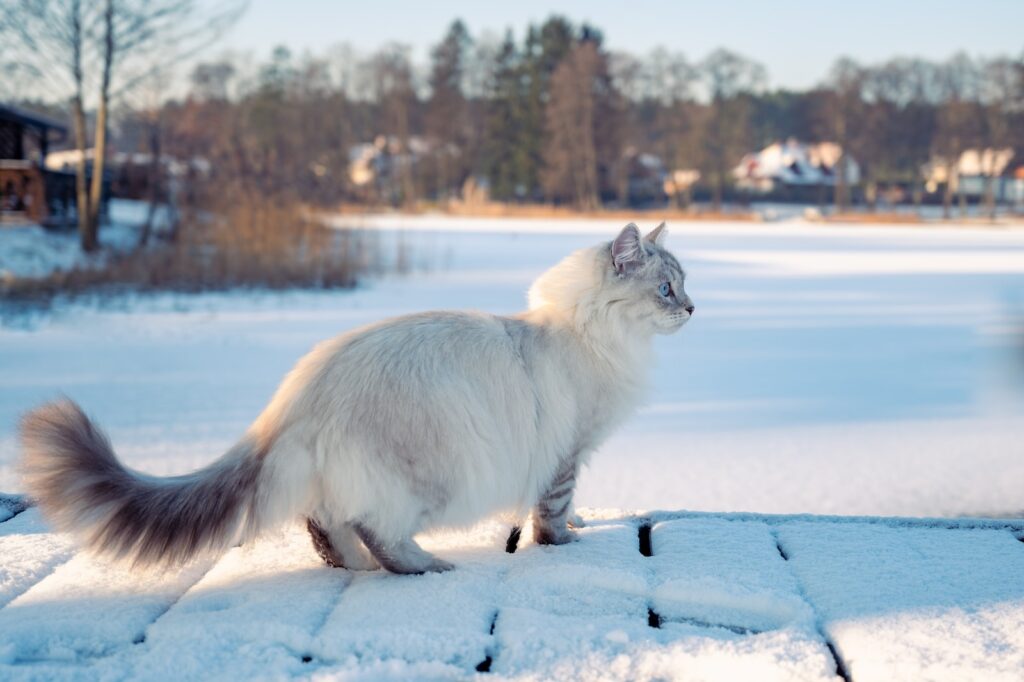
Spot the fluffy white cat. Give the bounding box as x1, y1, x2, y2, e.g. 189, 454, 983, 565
20, 222, 694, 574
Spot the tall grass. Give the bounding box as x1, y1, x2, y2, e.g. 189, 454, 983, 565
1, 194, 378, 308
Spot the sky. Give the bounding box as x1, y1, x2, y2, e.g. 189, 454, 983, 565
200, 0, 1024, 90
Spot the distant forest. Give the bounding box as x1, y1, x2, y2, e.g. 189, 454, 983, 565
16, 16, 1024, 213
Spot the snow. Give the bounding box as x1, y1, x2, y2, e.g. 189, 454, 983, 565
777, 522, 1024, 681
0, 510, 74, 610
3, 214, 1022, 515
0, 200, 165, 281
1, 511, 1024, 678
130, 525, 350, 680
0, 213, 1023, 678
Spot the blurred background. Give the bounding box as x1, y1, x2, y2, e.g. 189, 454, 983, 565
0, 1, 1022, 518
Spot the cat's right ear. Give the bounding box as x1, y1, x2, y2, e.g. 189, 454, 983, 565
611, 223, 645, 276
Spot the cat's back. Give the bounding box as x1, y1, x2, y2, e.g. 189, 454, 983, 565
308, 310, 532, 400
308, 310, 543, 459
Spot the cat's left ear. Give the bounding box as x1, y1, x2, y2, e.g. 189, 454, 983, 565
645, 222, 667, 246
612, 223, 645, 275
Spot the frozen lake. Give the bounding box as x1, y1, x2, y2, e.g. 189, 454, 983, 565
2, 216, 1023, 517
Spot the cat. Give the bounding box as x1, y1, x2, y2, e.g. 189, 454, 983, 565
19, 222, 694, 574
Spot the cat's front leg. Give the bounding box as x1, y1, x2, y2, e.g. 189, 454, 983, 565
533, 458, 579, 545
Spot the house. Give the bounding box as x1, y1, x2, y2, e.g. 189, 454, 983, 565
733, 139, 861, 193
922, 148, 1022, 204
347, 135, 431, 201
618, 149, 668, 205
0, 103, 75, 225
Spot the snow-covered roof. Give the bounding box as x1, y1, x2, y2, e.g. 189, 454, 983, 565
734, 139, 860, 188
923, 148, 1016, 182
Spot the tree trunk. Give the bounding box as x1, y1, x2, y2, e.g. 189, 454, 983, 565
69, 0, 95, 251
834, 153, 848, 214
866, 180, 878, 212
985, 175, 997, 221
88, 98, 108, 233
942, 160, 954, 220
72, 97, 93, 251
958, 175, 967, 218
87, 0, 115, 241
711, 170, 722, 213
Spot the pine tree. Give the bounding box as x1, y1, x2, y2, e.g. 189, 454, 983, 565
482, 31, 527, 200
426, 20, 472, 200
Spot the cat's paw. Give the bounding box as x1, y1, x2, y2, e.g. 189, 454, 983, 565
568, 513, 586, 529
425, 557, 455, 573
534, 526, 578, 546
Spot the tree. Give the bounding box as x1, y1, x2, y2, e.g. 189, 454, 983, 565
645, 49, 699, 207
519, 17, 576, 199
5, 0, 245, 251
540, 35, 623, 210
978, 57, 1020, 219
363, 44, 418, 206
817, 58, 866, 212
426, 20, 471, 201
541, 42, 602, 208
935, 54, 983, 219
482, 31, 528, 201
699, 49, 765, 211
864, 58, 941, 210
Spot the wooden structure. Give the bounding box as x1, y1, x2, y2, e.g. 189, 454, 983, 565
0, 103, 76, 226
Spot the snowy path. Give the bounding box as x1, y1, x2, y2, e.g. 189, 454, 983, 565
1, 507, 1023, 680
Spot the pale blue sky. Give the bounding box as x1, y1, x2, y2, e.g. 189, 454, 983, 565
205, 0, 1023, 89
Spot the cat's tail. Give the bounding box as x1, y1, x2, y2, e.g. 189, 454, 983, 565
19, 398, 288, 568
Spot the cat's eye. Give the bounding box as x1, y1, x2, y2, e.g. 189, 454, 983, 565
658, 282, 672, 297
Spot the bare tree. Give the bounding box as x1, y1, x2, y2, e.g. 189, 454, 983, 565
699, 49, 765, 211
6, 0, 245, 250
818, 58, 866, 213
935, 54, 983, 219
646, 49, 699, 207
540, 41, 622, 210
978, 57, 1019, 220
363, 45, 418, 206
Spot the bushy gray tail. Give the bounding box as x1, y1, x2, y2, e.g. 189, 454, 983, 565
19, 399, 267, 568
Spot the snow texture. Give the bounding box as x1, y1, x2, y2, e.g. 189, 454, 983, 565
777, 522, 1024, 682
2, 511, 1023, 679
0, 201, 161, 281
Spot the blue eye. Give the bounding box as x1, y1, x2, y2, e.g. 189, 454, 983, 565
658, 282, 671, 297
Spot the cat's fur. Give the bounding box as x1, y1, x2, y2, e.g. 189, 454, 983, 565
19, 223, 693, 574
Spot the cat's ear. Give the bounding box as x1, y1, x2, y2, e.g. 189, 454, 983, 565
645, 222, 667, 246
611, 223, 645, 275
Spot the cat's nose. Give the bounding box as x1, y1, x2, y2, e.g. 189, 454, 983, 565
685, 304, 695, 315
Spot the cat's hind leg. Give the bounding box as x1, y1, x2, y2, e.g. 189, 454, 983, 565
306, 518, 380, 571
533, 458, 579, 545
352, 522, 453, 575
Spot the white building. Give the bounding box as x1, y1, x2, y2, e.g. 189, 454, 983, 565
922, 148, 1022, 203
733, 139, 860, 193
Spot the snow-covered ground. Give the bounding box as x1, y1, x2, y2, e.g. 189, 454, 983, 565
0, 200, 167, 281
1, 214, 1023, 679
2, 214, 1022, 515
0, 508, 1022, 680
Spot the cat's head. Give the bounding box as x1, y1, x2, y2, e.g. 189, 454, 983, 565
529, 222, 694, 337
